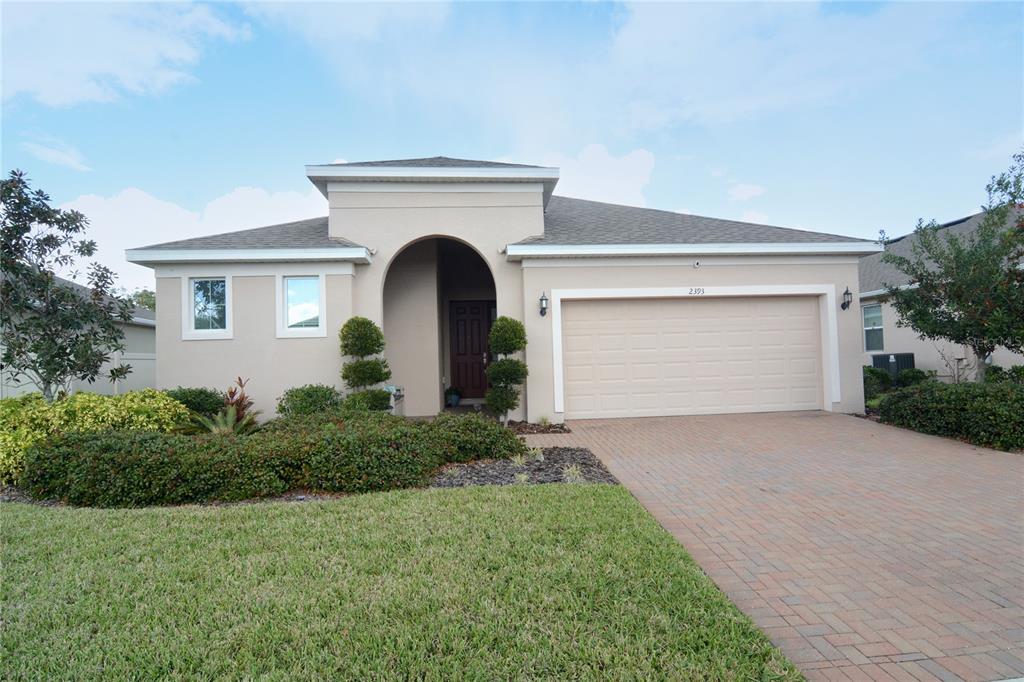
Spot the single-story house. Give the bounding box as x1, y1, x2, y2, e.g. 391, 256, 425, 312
127, 156, 882, 421
859, 211, 1024, 381
0, 276, 157, 398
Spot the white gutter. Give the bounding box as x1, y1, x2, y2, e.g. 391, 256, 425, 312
125, 247, 372, 265
504, 241, 884, 260
860, 282, 918, 299
304, 165, 560, 180
129, 316, 156, 327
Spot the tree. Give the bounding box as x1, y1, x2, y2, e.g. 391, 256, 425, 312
1, 170, 133, 400
339, 316, 391, 397
881, 151, 1024, 380
131, 288, 155, 311
485, 316, 528, 422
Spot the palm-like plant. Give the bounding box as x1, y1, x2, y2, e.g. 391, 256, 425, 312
191, 404, 259, 435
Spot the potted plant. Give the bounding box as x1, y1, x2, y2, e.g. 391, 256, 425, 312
444, 386, 462, 407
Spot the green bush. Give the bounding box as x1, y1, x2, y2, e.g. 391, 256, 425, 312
164, 387, 225, 418
0, 390, 189, 485
276, 384, 343, 417
342, 389, 392, 411
862, 366, 892, 400
984, 365, 1024, 384
488, 316, 527, 356
896, 368, 930, 387
428, 412, 528, 463
342, 358, 392, 390
339, 316, 385, 357
485, 357, 529, 386
484, 385, 520, 418
879, 382, 1024, 451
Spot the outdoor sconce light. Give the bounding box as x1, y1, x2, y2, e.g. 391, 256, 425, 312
539, 292, 549, 317
840, 287, 853, 310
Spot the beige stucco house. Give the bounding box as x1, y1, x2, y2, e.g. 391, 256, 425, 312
127, 156, 882, 421
859, 211, 1023, 381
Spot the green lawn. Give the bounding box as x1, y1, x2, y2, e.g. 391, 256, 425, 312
2, 485, 799, 680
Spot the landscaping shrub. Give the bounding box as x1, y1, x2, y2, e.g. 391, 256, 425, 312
862, 366, 892, 400
164, 387, 225, 418
0, 390, 189, 484
984, 364, 1024, 384
342, 388, 392, 412
428, 412, 528, 463
895, 368, 931, 387
486, 316, 528, 420
277, 384, 343, 417
879, 381, 1024, 451
339, 316, 392, 408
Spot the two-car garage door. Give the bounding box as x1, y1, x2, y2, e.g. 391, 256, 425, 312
561, 296, 822, 419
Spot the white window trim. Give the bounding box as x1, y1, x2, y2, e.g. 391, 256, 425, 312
181, 276, 233, 340
862, 303, 884, 352
275, 274, 327, 338
549, 285, 842, 415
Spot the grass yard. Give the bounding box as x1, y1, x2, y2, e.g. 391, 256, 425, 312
2, 485, 799, 680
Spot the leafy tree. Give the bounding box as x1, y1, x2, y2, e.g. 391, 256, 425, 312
130, 288, 155, 311
485, 316, 528, 421
1, 170, 133, 400
881, 151, 1024, 380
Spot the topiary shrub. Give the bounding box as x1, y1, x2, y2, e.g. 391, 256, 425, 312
428, 412, 528, 463
277, 384, 343, 417
863, 366, 892, 400
896, 368, 930, 388
342, 388, 392, 412
0, 389, 190, 485
485, 316, 528, 421
164, 387, 225, 418
879, 382, 1024, 451
339, 316, 392, 409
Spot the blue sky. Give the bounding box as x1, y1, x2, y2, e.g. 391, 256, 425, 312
3, 1, 1022, 291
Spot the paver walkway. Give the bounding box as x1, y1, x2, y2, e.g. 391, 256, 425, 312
526, 412, 1024, 681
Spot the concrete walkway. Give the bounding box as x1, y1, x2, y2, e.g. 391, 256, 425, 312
526, 412, 1024, 681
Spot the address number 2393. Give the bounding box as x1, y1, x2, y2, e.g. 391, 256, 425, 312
688, 287, 705, 295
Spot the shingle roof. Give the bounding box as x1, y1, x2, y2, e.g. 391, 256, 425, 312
518, 196, 870, 245
323, 156, 542, 169
135, 217, 364, 250
54, 276, 154, 323
858, 212, 990, 294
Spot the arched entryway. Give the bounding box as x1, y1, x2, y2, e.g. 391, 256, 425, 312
382, 237, 496, 416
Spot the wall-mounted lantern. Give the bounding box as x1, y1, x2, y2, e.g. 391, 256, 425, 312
840, 287, 853, 310
539, 292, 549, 317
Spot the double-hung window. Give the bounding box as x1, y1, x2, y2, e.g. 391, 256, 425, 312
862, 303, 883, 352
183, 277, 232, 340
276, 274, 326, 338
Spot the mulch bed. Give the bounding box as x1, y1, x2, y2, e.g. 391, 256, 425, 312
506, 420, 572, 435
432, 447, 617, 487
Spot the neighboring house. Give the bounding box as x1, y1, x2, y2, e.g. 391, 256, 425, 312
859, 211, 1024, 380
126, 156, 881, 421
0, 276, 157, 398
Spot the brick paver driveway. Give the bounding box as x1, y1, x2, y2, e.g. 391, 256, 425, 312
527, 412, 1024, 681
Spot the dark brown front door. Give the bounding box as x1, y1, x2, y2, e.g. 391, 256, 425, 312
450, 300, 494, 399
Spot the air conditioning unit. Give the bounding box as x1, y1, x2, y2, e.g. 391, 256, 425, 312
871, 353, 915, 380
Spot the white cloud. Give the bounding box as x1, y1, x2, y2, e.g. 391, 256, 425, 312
728, 183, 766, 202
974, 131, 1023, 161
532, 145, 655, 207
3, 4, 248, 106
740, 210, 770, 224
59, 186, 326, 291
20, 138, 91, 172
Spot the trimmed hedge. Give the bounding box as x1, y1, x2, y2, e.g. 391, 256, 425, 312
164, 387, 225, 418
276, 384, 343, 417
984, 365, 1024, 384
0, 390, 189, 485
428, 412, 529, 463
21, 411, 527, 507
342, 389, 392, 411
862, 366, 891, 401
879, 382, 1024, 451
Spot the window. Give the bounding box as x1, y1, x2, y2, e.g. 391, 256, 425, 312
182, 277, 232, 340
863, 303, 883, 352
276, 274, 326, 337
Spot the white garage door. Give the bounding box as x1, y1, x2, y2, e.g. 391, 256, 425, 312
562, 296, 822, 419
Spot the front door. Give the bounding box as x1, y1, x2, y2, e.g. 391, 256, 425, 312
450, 300, 494, 399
